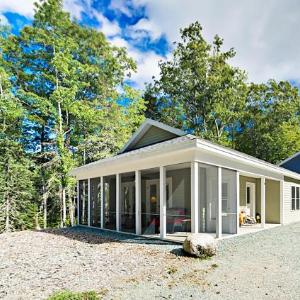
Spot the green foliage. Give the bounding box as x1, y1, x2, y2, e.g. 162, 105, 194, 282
0, 0, 145, 230
145, 21, 300, 163
145, 21, 248, 145
48, 290, 100, 300
236, 80, 300, 164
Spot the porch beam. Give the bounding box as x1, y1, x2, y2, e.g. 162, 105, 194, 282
191, 161, 199, 233
236, 171, 240, 235
261, 176, 266, 228
135, 170, 142, 235
77, 180, 80, 225
100, 176, 104, 229
116, 174, 120, 231
160, 166, 166, 239
87, 178, 91, 227
280, 179, 284, 225
216, 167, 222, 238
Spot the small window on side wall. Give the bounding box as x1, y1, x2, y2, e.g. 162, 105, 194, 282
292, 186, 296, 211
297, 187, 300, 210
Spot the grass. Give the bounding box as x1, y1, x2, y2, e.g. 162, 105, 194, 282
47, 291, 100, 300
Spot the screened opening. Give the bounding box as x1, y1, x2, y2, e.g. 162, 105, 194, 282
141, 168, 160, 235
166, 163, 191, 236
198, 164, 218, 233
222, 168, 237, 234
79, 179, 88, 225
90, 177, 101, 227
103, 175, 116, 230
120, 172, 135, 233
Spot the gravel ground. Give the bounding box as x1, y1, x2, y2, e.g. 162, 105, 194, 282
0, 223, 300, 300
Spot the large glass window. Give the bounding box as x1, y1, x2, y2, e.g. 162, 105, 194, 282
79, 179, 88, 225
103, 175, 116, 230
120, 172, 135, 233
141, 168, 160, 235
166, 163, 191, 236
90, 177, 101, 227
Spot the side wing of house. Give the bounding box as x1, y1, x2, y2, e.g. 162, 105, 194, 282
280, 152, 300, 173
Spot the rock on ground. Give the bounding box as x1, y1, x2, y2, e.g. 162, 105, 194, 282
183, 234, 217, 258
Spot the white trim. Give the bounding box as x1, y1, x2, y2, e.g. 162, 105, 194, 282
100, 176, 104, 229
77, 181, 80, 225
195, 139, 300, 181
116, 174, 120, 231
216, 167, 222, 238
279, 151, 300, 166
236, 172, 240, 235
88, 178, 91, 227
119, 119, 186, 154
160, 166, 166, 239
191, 162, 199, 233
261, 177, 266, 228
280, 180, 284, 224
135, 170, 141, 235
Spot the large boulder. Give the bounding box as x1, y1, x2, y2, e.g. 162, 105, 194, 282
183, 234, 217, 258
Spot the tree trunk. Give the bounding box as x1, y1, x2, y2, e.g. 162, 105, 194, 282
5, 193, 10, 232
62, 186, 66, 226
42, 187, 48, 229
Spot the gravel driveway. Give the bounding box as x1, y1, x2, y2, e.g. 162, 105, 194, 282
0, 223, 300, 300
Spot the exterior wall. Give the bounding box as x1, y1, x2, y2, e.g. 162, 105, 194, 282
265, 179, 280, 224
239, 176, 261, 215
283, 179, 300, 224
281, 155, 300, 173
128, 126, 177, 151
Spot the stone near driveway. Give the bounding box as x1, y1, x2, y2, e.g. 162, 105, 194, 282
183, 234, 217, 258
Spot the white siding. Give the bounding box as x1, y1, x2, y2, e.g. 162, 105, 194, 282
283, 181, 300, 224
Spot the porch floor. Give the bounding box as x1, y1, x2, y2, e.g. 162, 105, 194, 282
144, 223, 281, 243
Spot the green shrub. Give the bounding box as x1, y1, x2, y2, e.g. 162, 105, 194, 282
47, 291, 99, 300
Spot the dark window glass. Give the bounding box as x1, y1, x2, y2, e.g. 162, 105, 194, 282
90, 177, 101, 227
292, 186, 296, 210
79, 179, 88, 225
246, 186, 251, 204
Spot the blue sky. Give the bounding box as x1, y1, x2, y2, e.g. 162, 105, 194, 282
1, 0, 300, 89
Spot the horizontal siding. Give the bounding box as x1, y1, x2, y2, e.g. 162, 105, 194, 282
129, 126, 177, 151
283, 181, 300, 224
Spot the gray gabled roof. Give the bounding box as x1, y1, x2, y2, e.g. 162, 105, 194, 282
118, 119, 186, 154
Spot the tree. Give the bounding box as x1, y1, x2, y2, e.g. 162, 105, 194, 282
236, 80, 300, 164
145, 21, 248, 146
2, 0, 144, 228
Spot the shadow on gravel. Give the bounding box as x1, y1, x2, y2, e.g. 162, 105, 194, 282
38, 226, 180, 247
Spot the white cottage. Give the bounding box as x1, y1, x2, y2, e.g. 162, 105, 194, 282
71, 119, 300, 241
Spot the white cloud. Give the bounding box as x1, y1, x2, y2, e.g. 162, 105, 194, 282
93, 11, 120, 37
63, 0, 86, 20
109, 0, 132, 17
110, 35, 164, 89
0, 0, 35, 18
126, 18, 162, 41
0, 13, 9, 26
133, 0, 300, 84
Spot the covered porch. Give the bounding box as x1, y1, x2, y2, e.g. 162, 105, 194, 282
77, 160, 284, 242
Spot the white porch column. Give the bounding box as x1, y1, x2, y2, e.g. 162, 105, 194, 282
261, 176, 266, 228
216, 167, 222, 238
100, 176, 104, 229
160, 166, 166, 239
135, 170, 142, 235
280, 179, 284, 225
88, 178, 91, 226
236, 171, 240, 235
77, 180, 80, 225
191, 161, 199, 233
116, 174, 120, 231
